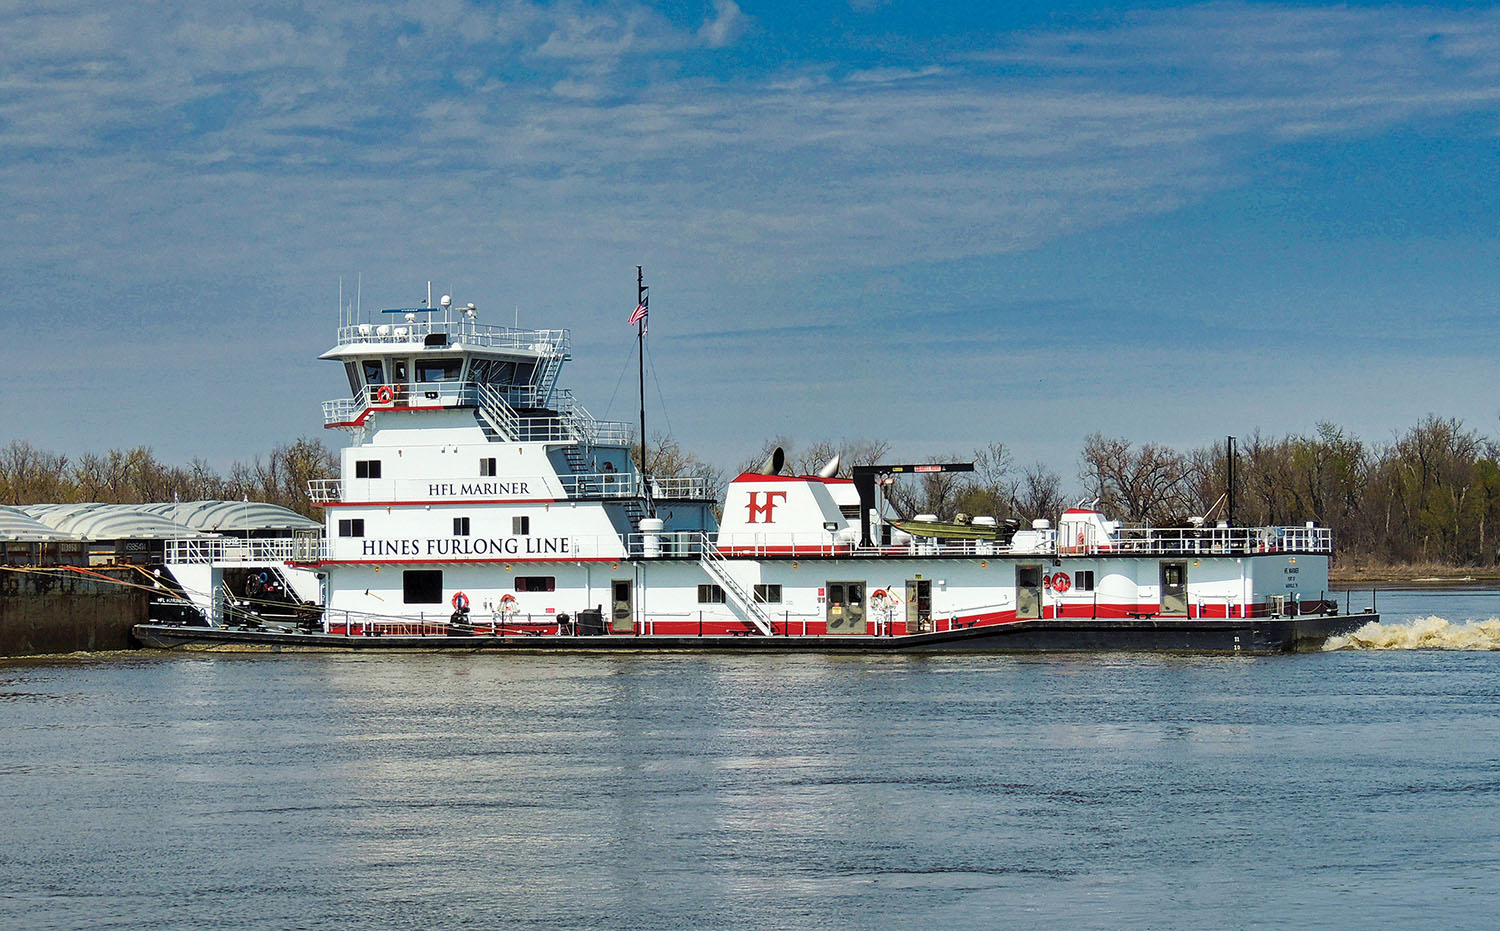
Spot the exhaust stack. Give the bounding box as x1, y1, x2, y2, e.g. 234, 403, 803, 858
817, 455, 840, 478
757, 447, 786, 476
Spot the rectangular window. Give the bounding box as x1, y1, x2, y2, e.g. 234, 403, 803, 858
515, 576, 556, 593
354, 459, 382, 479
513, 515, 530, 535
754, 584, 782, 604
698, 584, 726, 604
337, 519, 365, 537
1076, 570, 1096, 592
416, 357, 462, 382
402, 570, 443, 604
453, 517, 470, 536
361, 359, 385, 386
480, 458, 496, 477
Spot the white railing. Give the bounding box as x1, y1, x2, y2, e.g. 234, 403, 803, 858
624, 525, 1334, 559
307, 479, 341, 503
1079, 525, 1333, 556
164, 537, 322, 564
556, 473, 713, 500
335, 321, 570, 354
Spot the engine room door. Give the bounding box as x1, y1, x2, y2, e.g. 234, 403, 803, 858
1160, 562, 1188, 616
1017, 565, 1043, 620
611, 579, 635, 633
826, 581, 866, 634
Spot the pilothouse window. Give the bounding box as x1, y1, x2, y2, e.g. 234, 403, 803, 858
416, 358, 461, 383
361, 359, 385, 386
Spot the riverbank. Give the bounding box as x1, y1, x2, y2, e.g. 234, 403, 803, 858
1332, 563, 1500, 585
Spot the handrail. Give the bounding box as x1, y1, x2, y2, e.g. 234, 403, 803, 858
164, 537, 323, 564
335, 321, 571, 354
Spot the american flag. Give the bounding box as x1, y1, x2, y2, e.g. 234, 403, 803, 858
629, 298, 648, 326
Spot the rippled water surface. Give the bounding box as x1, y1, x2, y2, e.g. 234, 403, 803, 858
4, 589, 1500, 929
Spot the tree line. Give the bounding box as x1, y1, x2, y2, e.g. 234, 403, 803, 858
642, 414, 1500, 568
5, 413, 1498, 566
0, 439, 338, 518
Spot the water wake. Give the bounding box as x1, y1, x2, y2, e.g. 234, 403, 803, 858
1323, 616, 1500, 651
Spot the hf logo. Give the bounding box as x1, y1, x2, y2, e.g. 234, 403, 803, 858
746, 490, 788, 523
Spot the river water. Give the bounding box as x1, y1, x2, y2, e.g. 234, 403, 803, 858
3, 588, 1500, 930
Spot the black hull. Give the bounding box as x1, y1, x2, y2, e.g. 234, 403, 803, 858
133, 613, 1375, 655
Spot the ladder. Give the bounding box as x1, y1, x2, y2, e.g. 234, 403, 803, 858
699, 539, 774, 635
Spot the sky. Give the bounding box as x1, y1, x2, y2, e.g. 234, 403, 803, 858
2, 0, 1499, 484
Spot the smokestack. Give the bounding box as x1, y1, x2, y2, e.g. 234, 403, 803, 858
817, 455, 840, 478
757, 446, 786, 475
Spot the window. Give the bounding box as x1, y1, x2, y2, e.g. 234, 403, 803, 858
354, 459, 382, 479
469, 359, 491, 384
453, 517, 470, 536
754, 584, 782, 604
361, 359, 385, 386
516, 576, 556, 592
1075, 570, 1096, 592
698, 584, 725, 604
337, 519, 364, 537
403, 570, 443, 604
513, 516, 530, 535
416, 357, 462, 382
480, 457, 497, 477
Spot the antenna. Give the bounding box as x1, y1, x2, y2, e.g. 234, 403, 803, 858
357, 272, 362, 324
514, 305, 519, 328
339, 277, 344, 328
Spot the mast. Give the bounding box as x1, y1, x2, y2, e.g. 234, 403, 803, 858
637, 265, 647, 482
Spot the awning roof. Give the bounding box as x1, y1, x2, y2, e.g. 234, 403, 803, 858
136, 500, 321, 533
21, 504, 217, 542
0, 506, 78, 542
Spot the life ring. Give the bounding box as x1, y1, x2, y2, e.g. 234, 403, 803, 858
451, 591, 469, 611
499, 593, 519, 617
1076, 531, 1085, 545
376, 385, 395, 404
1043, 574, 1052, 589
1052, 572, 1072, 593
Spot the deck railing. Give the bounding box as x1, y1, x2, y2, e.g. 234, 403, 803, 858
163, 537, 322, 564
335, 321, 570, 354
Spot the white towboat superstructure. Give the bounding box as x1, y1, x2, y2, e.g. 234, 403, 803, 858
137, 289, 1374, 652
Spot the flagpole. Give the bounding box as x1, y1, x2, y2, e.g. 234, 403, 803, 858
637, 265, 647, 492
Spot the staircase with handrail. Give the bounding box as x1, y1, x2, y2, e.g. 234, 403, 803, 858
699, 539, 774, 635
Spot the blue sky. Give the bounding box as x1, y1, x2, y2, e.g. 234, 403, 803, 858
3, 1, 1499, 482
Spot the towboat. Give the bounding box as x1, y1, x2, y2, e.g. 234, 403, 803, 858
134, 290, 1375, 653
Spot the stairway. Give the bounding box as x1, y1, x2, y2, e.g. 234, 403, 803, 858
699, 541, 774, 635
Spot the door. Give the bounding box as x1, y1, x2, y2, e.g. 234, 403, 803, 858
1017, 565, 1043, 620
611, 579, 634, 633
826, 581, 866, 634
905, 579, 932, 633
392, 358, 410, 404
1160, 562, 1188, 616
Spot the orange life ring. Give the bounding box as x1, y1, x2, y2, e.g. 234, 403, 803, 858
1076, 531, 1085, 545
376, 385, 395, 404
499, 593, 519, 617
1052, 572, 1071, 593
451, 591, 469, 611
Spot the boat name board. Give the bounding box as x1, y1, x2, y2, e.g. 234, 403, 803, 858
428, 481, 534, 497
361, 536, 572, 557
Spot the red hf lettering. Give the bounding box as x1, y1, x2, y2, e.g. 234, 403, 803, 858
746, 490, 788, 523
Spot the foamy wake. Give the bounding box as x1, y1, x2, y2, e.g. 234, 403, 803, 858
1323, 616, 1500, 651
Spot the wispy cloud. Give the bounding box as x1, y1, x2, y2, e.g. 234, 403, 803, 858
3, 2, 1500, 463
